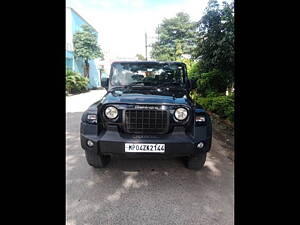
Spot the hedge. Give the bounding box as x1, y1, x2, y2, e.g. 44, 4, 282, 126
66, 70, 89, 94
192, 93, 234, 123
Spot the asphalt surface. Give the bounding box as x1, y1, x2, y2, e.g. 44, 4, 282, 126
66, 89, 234, 225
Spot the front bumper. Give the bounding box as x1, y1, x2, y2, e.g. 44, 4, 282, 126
80, 124, 211, 157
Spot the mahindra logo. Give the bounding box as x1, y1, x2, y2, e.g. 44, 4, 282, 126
134, 105, 161, 110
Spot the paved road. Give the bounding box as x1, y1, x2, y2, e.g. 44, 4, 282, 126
66, 90, 234, 225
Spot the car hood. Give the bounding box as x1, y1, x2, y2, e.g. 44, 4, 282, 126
100, 89, 191, 105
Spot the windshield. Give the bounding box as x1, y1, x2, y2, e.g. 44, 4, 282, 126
110, 62, 185, 87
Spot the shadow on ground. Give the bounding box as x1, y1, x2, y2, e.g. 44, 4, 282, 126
66, 112, 234, 225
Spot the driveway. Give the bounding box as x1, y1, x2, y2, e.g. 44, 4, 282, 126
66, 89, 234, 225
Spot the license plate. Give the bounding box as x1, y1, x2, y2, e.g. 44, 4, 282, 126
125, 143, 165, 153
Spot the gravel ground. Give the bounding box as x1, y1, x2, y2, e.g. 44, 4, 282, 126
66, 90, 234, 225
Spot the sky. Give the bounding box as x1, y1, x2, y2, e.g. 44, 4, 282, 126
66, 0, 228, 70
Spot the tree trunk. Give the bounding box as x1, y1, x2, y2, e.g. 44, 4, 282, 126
84, 59, 89, 78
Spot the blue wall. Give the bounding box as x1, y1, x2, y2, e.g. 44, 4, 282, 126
66, 51, 73, 71
66, 8, 100, 89
88, 60, 100, 88
71, 11, 85, 34
66, 50, 74, 58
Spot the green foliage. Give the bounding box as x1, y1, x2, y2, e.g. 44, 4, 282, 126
73, 24, 104, 78
73, 25, 104, 61
194, 94, 234, 122
196, 69, 231, 96
66, 70, 89, 94
187, 61, 201, 79
195, 0, 234, 73
151, 12, 197, 61
193, 0, 234, 93
187, 0, 235, 121
206, 91, 222, 98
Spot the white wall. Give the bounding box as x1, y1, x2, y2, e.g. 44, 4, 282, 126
66, 8, 73, 51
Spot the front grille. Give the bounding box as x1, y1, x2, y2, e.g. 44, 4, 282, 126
124, 109, 169, 134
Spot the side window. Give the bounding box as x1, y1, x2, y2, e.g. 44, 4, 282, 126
174, 68, 183, 82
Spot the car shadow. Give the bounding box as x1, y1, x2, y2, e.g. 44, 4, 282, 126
66, 112, 234, 224
66, 112, 232, 190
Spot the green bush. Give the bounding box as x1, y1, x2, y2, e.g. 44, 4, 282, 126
206, 91, 222, 98
187, 61, 201, 79
195, 94, 234, 123
66, 70, 89, 94
195, 69, 231, 97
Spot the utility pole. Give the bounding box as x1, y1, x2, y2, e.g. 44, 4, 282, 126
157, 25, 160, 43
145, 32, 156, 61
145, 32, 148, 61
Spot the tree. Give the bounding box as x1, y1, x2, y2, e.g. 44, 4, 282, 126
193, 0, 234, 95
136, 54, 146, 60
73, 24, 104, 78
151, 12, 197, 61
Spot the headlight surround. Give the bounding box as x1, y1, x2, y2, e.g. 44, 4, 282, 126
174, 107, 188, 121
105, 106, 118, 119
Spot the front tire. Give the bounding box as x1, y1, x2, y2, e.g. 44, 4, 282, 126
186, 153, 207, 170
85, 150, 110, 168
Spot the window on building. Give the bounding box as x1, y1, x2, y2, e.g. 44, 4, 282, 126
66, 58, 73, 71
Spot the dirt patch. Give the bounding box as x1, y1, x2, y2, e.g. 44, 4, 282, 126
209, 112, 234, 161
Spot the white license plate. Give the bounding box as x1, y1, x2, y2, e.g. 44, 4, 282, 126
125, 143, 165, 153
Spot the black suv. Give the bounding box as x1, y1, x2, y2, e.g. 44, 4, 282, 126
80, 61, 212, 170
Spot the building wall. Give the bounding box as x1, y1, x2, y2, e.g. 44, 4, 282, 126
66, 8, 73, 51
66, 7, 101, 89
66, 50, 73, 71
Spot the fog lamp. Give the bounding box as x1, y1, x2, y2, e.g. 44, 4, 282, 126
197, 142, 204, 149
87, 140, 94, 147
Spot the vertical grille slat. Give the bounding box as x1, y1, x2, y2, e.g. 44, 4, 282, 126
155, 110, 157, 129
125, 109, 168, 134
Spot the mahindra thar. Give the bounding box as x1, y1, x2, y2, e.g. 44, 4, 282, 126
80, 61, 212, 170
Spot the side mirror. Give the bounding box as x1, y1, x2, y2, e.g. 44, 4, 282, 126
189, 79, 197, 90
101, 77, 109, 90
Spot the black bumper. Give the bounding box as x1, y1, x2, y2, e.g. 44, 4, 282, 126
81, 125, 211, 157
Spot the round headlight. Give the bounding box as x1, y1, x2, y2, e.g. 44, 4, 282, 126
105, 106, 118, 119
174, 107, 188, 120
